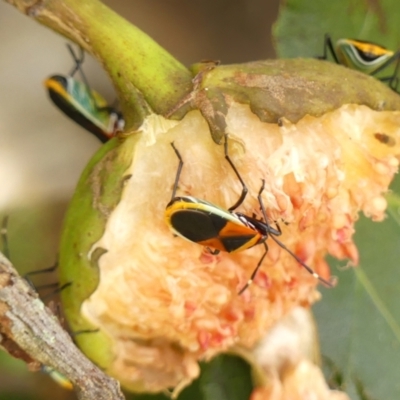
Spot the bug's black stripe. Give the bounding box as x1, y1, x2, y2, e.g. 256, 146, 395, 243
47, 86, 109, 143
220, 235, 256, 252
354, 47, 383, 63
170, 209, 228, 242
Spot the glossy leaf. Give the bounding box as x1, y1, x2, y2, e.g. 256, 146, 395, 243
129, 355, 253, 400
274, 1, 400, 399
273, 0, 400, 59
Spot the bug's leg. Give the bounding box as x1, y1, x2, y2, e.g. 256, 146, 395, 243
170, 143, 184, 201
273, 220, 282, 235
24, 261, 59, 289
257, 180, 335, 287
224, 134, 248, 211
66, 44, 105, 111
388, 52, 400, 92
71, 328, 100, 337
1, 216, 10, 259
206, 247, 220, 255
257, 179, 275, 230
238, 241, 268, 295
378, 61, 400, 88
318, 34, 340, 63
41, 282, 72, 302
25, 261, 73, 300
67, 44, 85, 78
369, 50, 400, 92
268, 221, 335, 287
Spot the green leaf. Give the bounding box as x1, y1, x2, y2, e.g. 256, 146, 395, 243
313, 197, 400, 400
196, 355, 253, 400
273, 2, 400, 399
128, 355, 253, 400
273, 0, 400, 59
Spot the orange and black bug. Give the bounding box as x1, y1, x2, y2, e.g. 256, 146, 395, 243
320, 34, 400, 93
165, 136, 334, 294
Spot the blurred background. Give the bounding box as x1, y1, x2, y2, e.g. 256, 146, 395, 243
0, 1, 279, 399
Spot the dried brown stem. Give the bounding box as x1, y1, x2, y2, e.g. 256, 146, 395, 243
0, 252, 125, 400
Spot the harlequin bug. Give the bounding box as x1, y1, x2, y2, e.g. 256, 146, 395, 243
320, 34, 400, 92
165, 136, 334, 294
44, 44, 124, 143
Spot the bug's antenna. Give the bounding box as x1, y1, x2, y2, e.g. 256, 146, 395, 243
170, 143, 184, 201
224, 134, 248, 211
257, 179, 336, 287
238, 242, 268, 295
269, 234, 335, 287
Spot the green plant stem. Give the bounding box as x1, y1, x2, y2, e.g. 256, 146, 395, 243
4, 0, 193, 128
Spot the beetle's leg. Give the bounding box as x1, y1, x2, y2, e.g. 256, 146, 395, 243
224, 134, 248, 211
41, 282, 72, 302
170, 143, 184, 201
318, 34, 340, 63
67, 44, 85, 78
71, 328, 100, 337
66, 44, 106, 110
206, 247, 220, 255
25, 261, 73, 301
257, 179, 335, 287
24, 261, 59, 288
238, 241, 268, 295
274, 221, 282, 234
375, 50, 400, 93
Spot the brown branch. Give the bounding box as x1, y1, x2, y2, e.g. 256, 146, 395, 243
0, 251, 125, 400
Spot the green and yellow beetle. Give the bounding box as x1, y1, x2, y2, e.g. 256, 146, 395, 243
320, 34, 400, 92
44, 45, 124, 143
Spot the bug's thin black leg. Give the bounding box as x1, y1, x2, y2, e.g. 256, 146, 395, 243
207, 248, 220, 255
368, 49, 400, 77
1, 216, 10, 259
257, 179, 335, 287
238, 242, 268, 295
256, 179, 276, 234
170, 142, 184, 201
66, 43, 109, 111
25, 261, 72, 300
71, 328, 100, 337
268, 233, 334, 287
318, 34, 340, 64
41, 281, 72, 302
237, 180, 271, 294
390, 56, 400, 92
24, 262, 59, 289
375, 50, 400, 92
224, 134, 248, 211
67, 44, 85, 78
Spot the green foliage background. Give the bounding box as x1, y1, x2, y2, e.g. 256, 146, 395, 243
275, 1, 400, 399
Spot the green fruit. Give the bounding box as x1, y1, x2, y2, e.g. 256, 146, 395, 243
59, 59, 400, 394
